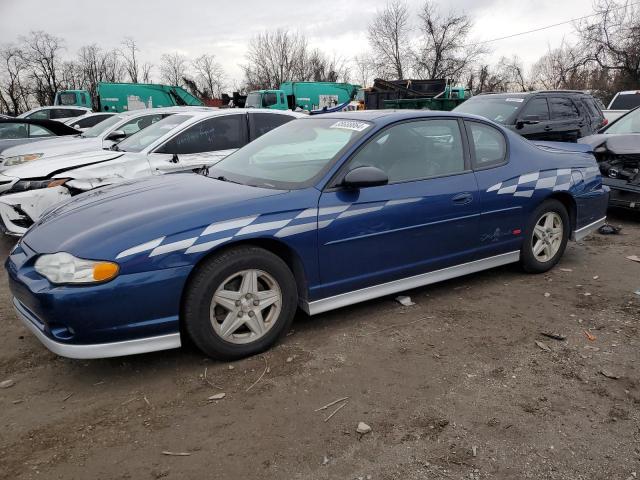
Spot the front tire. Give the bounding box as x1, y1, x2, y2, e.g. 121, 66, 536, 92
520, 199, 570, 273
183, 246, 298, 360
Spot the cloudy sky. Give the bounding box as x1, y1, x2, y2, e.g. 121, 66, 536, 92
0, 0, 589, 86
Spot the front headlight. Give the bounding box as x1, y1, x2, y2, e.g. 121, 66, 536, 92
10, 178, 69, 192
3, 153, 44, 166
34, 252, 119, 284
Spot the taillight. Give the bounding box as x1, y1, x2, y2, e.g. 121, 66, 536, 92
602, 118, 608, 126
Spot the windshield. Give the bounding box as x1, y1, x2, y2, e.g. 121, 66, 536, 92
57, 92, 77, 106
609, 92, 640, 110
208, 118, 372, 189
454, 96, 524, 124
604, 107, 640, 134
82, 114, 126, 138
116, 114, 193, 153
245, 92, 261, 108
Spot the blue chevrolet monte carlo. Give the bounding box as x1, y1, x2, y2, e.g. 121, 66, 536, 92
5, 111, 609, 360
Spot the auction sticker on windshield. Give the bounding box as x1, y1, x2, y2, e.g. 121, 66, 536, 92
330, 120, 370, 132
505, 98, 524, 103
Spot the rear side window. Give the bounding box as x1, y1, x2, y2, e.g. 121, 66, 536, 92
521, 97, 550, 120
72, 114, 112, 129
158, 114, 247, 154
466, 121, 507, 169
26, 109, 50, 120
249, 113, 294, 141
29, 125, 54, 137
582, 97, 603, 119
120, 114, 166, 136
549, 97, 580, 119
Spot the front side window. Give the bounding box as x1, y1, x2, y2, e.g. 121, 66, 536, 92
249, 113, 294, 141
157, 115, 246, 154
209, 118, 372, 189
117, 114, 192, 153
119, 114, 165, 136
549, 97, 580, 119
348, 119, 465, 183
82, 114, 126, 138
521, 97, 550, 121
25, 109, 50, 120
262, 93, 277, 108
29, 125, 54, 137
466, 121, 507, 169
245, 92, 261, 108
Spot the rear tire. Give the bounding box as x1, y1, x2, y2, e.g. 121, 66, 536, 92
520, 199, 570, 273
183, 246, 298, 360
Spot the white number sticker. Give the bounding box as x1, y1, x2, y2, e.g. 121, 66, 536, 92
330, 120, 370, 132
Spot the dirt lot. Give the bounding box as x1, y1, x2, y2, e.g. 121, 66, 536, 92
0, 211, 638, 480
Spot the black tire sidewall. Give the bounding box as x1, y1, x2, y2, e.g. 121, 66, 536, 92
183, 246, 298, 360
521, 199, 570, 273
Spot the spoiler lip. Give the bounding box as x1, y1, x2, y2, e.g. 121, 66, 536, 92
532, 140, 594, 154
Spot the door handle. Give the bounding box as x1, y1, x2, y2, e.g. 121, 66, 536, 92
544, 126, 553, 131
452, 192, 473, 205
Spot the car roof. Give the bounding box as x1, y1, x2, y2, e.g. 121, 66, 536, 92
0, 117, 80, 135
304, 109, 471, 124
474, 90, 591, 98
28, 106, 92, 111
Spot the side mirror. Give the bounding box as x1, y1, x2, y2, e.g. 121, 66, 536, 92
342, 166, 388, 189
105, 129, 126, 141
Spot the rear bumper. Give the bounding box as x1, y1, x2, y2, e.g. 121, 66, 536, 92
13, 297, 181, 359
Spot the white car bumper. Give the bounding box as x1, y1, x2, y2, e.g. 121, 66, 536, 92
0, 186, 71, 236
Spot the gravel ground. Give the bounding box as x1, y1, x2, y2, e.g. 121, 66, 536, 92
0, 210, 638, 480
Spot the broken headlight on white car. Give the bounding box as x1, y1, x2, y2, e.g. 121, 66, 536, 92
10, 178, 69, 192
2, 153, 44, 166
34, 252, 119, 284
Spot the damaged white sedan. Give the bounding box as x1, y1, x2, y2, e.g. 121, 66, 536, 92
0, 109, 302, 235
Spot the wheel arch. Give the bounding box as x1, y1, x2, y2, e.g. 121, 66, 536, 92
178, 237, 309, 333
545, 191, 577, 234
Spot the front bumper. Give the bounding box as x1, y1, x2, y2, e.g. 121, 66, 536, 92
603, 178, 640, 211
6, 243, 191, 358
13, 297, 181, 359
0, 186, 72, 236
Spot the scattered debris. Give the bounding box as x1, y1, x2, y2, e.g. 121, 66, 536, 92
203, 367, 223, 390
62, 393, 74, 402
559, 268, 573, 272
634, 290, 640, 297
627, 255, 640, 263
208, 393, 226, 401
472, 446, 478, 457
0, 379, 15, 389
583, 292, 592, 296
322, 456, 329, 466
315, 396, 350, 412
592, 275, 599, 280
357, 422, 372, 435
161, 451, 192, 456
286, 356, 293, 363
544, 292, 551, 297
228, 365, 234, 370
324, 401, 348, 422
395, 295, 415, 306
246, 356, 268, 392
535, 340, 552, 352
121, 397, 138, 406
598, 224, 621, 235
12, 399, 23, 404
584, 330, 597, 342
92, 381, 105, 386
143, 395, 152, 407
600, 370, 620, 380
541, 332, 566, 341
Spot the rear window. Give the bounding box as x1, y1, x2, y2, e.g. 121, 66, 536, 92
57, 92, 77, 106
609, 92, 640, 110
582, 97, 603, 119
549, 97, 580, 119
453, 96, 524, 124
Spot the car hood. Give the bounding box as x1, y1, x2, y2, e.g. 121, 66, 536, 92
21, 173, 288, 259
0, 149, 127, 179
579, 133, 640, 154
0, 136, 101, 161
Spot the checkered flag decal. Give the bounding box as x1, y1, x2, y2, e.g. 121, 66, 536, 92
486, 168, 577, 198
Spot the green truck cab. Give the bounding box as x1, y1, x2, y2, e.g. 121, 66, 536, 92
55, 82, 203, 112
245, 82, 361, 111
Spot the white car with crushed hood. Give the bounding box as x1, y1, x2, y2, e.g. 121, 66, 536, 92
0, 109, 302, 235
0, 107, 204, 171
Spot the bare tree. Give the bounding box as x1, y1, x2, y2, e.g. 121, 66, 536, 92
413, 1, 486, 81
141, 62, 153, 83
0, 45, 31, 115
367, 1, 411, 79
120, 37, 139, 83
353, 53, 375, 87
160, 52, 188, 86
530, 41, 589, 90
192, 53, 226, 98
242, 29, 309, 89
76, 44, 124, 109
20, 31, 65, 105
575, 0, 640, 91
